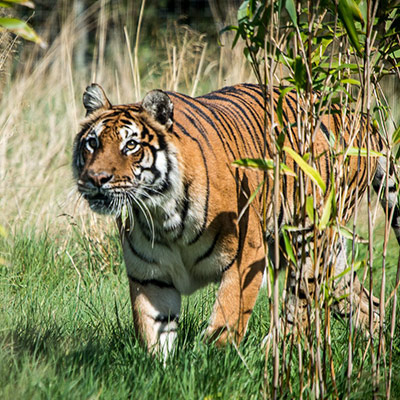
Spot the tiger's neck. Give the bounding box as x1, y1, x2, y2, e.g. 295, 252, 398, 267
131, 141, 189, 242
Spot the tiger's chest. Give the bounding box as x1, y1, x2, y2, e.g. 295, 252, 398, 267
120, 204, 237, 295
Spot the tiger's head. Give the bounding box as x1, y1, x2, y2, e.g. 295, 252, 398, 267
72, 84, 178, 216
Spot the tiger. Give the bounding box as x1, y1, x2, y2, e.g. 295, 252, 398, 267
72, 82, 400, 356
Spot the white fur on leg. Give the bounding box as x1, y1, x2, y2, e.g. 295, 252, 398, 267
132, 283, 181, 359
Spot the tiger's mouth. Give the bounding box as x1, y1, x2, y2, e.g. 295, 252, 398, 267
86, 192, 109, 202
82, 191, 114, 214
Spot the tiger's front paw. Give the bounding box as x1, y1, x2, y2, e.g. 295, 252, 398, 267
147, 314, 179, 360
203, 325, 239, 347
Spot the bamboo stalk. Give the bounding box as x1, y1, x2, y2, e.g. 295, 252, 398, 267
133, 0, 146, 99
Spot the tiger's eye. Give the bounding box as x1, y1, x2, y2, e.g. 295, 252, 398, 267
125, 140, 140, 152
87, 137, 97, 149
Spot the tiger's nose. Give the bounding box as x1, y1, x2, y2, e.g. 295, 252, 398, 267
86, 170, 113, 187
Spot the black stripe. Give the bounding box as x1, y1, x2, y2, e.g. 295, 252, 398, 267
154, 314, 179, 323
231, 86, 275, 157
202, 83, 271, 154
173, 121, 210, 245
195, 231, 221, 265
159, 137, 174, 194
175, 181, 191, 240
278, 203, 284, 227
200, 93, 264, 156
319, 120, 331, 142
128, 274, 174, 289
125, 234, 158, 264
169, 92, 237, 159
119, 117, 134, 125
221, 246, 240, 273
198, 100, 248, 158
284, 92, 302, 150
222, 90, 266, 154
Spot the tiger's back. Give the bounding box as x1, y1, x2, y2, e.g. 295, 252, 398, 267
169, 83, 380, 233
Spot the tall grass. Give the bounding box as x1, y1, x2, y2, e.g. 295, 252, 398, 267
0, 0, 250, 235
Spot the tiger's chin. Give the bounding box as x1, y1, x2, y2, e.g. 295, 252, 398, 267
84, 193, 118, 216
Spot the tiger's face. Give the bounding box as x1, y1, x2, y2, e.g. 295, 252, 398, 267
72, 84, 176, 215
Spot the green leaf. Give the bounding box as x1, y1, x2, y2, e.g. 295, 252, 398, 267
237, 0, 250, 22
344, 147, 383, 157
279, 162, 296, 176
340, 78, 361, 86
277, 86, 294, 127
319, 62, 359, 71
233, 158, 274, 169
282, 227, 297, 266
232, 157, 296, 176
392, 125, 400, 144
306, 196, 316, 224
0, 0, 34, 7
337, 225, 367, 242
293, 56, 307, 91
219, 24, 239, 35
0, 17, 45, 47
318, 189, 335, 230
284, 0, 297, 27
237, 181, 264, 222
395, 145, 400, 162
332, 259, 363, 281
276, 131, 286, 151
283, 146, 327, 193
337, 0, 364, 56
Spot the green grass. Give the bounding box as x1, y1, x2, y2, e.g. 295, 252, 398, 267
1, 226, 400, 399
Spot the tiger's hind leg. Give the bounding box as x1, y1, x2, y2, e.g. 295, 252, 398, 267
205, 249, 265, 346
205, 214, 265, 347
283, 232, 316, 334
284, 235, 380, 334
330, 238, 380, 331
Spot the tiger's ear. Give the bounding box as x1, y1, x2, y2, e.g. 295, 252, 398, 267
142, 90, 173, 129
83, 84, 112, 116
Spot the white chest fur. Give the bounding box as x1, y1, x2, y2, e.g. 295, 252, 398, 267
121, 220, 228, 294
120, 180, 237, 295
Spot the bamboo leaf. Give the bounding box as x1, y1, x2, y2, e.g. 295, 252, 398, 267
392, 125, 400, 144
232, 157, 296, 176
337, 0, 364, 56
237, 181, 264, 222
283, 146, 326, 193
319, 62, 359, 71
340, 78, 361, 86
282, 227, 297, 266
318, 189, 334, 230
233, 158, 274, 170
277, 86, 294, 127
284, 0, 297, 27
344, 147, 383, 157
237, 0, 249, 22
337, 225, 368, 242
0, 0, 34, 7
294, 56, 307, 91
332, 260, 363, 282
0, 17, 46, 47
306, 196, 316, 224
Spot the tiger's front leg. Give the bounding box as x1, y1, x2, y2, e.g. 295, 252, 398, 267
128, 276, 181, 357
